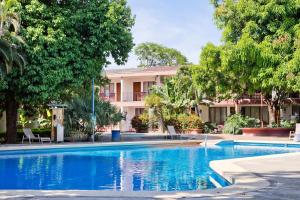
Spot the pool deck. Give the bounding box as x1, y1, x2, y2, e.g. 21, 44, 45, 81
0, 137, 300, 199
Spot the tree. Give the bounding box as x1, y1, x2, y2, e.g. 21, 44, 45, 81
0, 0, 26, 143
0, 0, 134, 143
65, 96, 123, 135
204, 0, 300, 125
134, 42, 188, 67
192, 43, 247, 113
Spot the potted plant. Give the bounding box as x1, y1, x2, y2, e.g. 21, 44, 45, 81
187, 114, 203, 134
131, 115, 148, 133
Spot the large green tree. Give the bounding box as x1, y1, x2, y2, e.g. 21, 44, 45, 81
194, 0, 300, 125
1, 0, 134, 143
134, 42, 188, 67
192, 43, 247, 113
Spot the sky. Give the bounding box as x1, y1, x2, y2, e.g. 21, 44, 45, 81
109, 0, 222, 68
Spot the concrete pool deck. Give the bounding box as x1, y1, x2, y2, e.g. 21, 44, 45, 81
0, 139, 300, 199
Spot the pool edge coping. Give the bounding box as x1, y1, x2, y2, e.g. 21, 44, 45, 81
1, 140, 300, 198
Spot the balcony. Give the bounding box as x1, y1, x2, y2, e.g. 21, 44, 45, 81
100, 92, 149, 102
99, 93, 117, 102
122, 92, 149, 102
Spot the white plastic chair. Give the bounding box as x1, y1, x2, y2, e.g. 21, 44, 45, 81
22, 128, 51, 144
167, 126, 181, 140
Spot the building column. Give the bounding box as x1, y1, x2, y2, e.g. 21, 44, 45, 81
114, 82, 117, 101
226, 106, 231, 116
156, 75, 161, 86
141, 81, 144, 92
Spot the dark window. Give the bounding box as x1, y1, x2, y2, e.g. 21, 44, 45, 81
209, 107, 227, 125
135, 108, 145, 116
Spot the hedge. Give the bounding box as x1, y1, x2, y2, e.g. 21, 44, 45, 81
0, 128, 51, 143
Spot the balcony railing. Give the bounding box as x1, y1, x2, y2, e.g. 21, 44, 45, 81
99, 92, 149, 102
99, 93, 117, 102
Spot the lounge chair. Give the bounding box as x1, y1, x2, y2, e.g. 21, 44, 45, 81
167, 126, 181, 140
22, 128, 51, 144
289, 123, 300, 140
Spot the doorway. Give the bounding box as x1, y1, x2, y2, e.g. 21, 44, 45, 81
116, 83, 121, 101
133, 82, 141, 101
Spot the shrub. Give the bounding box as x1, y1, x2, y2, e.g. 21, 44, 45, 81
269, 120, 295, 128
131, 115, 148, 133
177, 114, 190, 130
223, 114, 260, 135
0, 128, 51, 144
166, 114, 203, 132
164, 115, 181, 131
203, 122, 217, 133
187, 114, 203, 129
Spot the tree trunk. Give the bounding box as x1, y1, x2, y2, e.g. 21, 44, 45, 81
234, 100, 240, 114
267, 105, 276, 125
5, 93, 18, 144
267, 104, 280, 126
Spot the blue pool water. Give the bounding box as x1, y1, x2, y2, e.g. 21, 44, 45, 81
0, 142, 299, 191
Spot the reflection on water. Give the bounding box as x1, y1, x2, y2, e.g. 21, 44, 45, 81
0, 144, 298, 191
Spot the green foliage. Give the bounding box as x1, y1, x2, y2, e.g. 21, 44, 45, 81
187, 114, 204, 129
164, 115, 181, 131
223, 114, 260, 135
203, 122, 217, 133
0, 0, 134, 143
164, 114, 203, 132
151, 67, 201, 116
134, 42, 188, 67
0, 0, 21, 37
193, 0, 300, 125
131, 115, 148, 133
11, 0, 134, 104
177, 114, 203, 130
268, 120, 295, 128
1, 0, 134, 107
64, 96, 123, 135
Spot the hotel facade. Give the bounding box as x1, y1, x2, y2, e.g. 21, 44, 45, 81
102, 66, 300, 132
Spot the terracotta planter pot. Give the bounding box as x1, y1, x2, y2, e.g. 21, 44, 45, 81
188, 128, 203, 134
242, 127, 293, 137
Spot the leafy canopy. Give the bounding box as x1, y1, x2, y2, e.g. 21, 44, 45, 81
134, 42, 188, 67
0, 0, 135, 106
193, 0, 300, 123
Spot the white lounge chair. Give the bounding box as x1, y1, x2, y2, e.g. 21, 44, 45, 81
289, 123, 300, 140
22, 128, 51, 144
167, 126, 181, 140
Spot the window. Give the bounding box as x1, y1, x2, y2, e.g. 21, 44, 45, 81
104, 83, 114, 96
292, 105, 300, 117
241, 106, 269, 124
135, 108, 145, 116
209, 107, 227, 124
143, 81, 155, 93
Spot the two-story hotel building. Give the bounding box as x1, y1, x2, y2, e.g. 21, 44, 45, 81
102, 66, 300, 132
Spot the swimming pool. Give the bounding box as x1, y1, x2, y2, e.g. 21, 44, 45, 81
0, 142, 299, 191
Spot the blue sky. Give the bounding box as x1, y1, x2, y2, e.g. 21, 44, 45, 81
109, 0, 222, 68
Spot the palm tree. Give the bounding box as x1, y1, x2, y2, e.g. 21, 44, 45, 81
0, 0, 20, 37
0, 39, 25, 76
0, 0, 26, 143
0, 0, 24, 77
